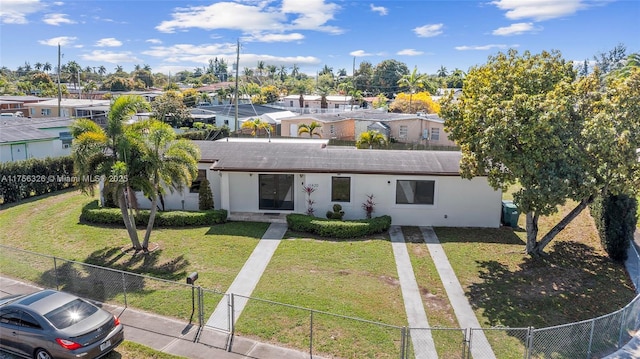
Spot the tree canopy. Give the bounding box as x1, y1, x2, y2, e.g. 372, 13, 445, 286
441, 49, 640, 256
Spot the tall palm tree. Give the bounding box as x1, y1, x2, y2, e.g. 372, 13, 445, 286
437, 65, 448, 78
256, 61, 265, 78
267, 64, 277, 79
71, 95, 151, 251
278, 65, 288, 81
356, 130, 388, 149
291, 64, 300, 79
241, 118, 271, 137
43, 62, 52, 73
317, 86, 331, 109
128, 119, 200, 250
34, 62, 43, 71
98, 65, 107, 77
397, 66, 427, 113
298, 121, 322, 137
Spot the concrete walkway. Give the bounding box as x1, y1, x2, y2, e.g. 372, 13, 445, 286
389, 225, 438, 359
420, 226, 497, 359
206, 223, 287, 329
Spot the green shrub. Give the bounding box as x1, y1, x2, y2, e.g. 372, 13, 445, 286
590, 194, 638, 262
0, 156, 75, 205
198, 177, 214, 210
287, 214, 392, 239
80, 200, 227, 227
326, 204, 345, 220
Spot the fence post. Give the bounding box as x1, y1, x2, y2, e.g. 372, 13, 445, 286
586, 319, 595, 359
618, 306, 628, 348
400, 326, 406, 359
523, 327, 532, 359
53, 257, 59, 290
226, 293, 235, 352
309, 310, 314, 359
526, 327, 535, 359
121, 272, 127, 308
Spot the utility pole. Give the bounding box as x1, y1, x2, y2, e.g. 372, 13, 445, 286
57, 44, 62, 116
234, 39, 240, 134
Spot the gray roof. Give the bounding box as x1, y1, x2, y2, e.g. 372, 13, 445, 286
0, 118, 73, 143
195, 139, 462, 175
285, 109, 445, 124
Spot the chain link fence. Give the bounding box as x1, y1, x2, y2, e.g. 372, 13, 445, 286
1, 244, 639, 359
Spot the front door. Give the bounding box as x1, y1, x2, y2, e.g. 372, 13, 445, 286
259, 174, 294, 211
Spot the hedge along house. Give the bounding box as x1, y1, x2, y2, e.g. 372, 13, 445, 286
136, 138, 502, 227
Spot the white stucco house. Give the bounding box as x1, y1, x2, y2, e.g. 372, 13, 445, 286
136, 138, 501, 227
0, 118, 74, 163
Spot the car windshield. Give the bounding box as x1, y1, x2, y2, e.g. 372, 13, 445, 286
44, 299, 98, 329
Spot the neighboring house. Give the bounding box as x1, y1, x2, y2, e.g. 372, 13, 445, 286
0, 117, 74, 162
281, 109, 457, 147
135, 138, 501, 227
275, 95, 355, 113
24, 99, 110, 124
0, 96, 52, 118
202, 104, 296, 132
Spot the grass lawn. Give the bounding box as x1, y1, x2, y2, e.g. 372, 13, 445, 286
104, 341, 185, 359
238, 233, 405, 358
0, 189, 636, 359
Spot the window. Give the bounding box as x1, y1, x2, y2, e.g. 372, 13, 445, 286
0, 310, 21, 326
20, 312, 41, 329
335, 104, 340, 109
44, 299, 98, 329
331, 177, 351, 202
289, 101, 294, 107
60, 132, 72, 149
330, 125, 335, 136
430, 128, 440, 141
190, 170, 207, 193
41, 108, 51, 116
396, 180, 435, 205
399, 125, 408, 138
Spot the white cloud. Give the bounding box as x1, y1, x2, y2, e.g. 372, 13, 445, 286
414, 23, 444, 38
492, 22, 542, 36
397, 49, 423, 56
80, 50, 141, 64
455, 44, 513, 51
242, 32, 305, 42
95, 38, 123, 47
42, 13, 74, 25
491, 0, 587, 21
0, 0, 45, 24
370, 4, 388, 16
350, 50, 373, 57
156, 0, 342, 35
38, 36, 77, 46
146, 39, 162, 45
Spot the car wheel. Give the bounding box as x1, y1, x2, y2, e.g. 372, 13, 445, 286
34, 349, 52, 359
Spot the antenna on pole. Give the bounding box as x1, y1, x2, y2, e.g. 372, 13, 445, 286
57, 44, 62, 116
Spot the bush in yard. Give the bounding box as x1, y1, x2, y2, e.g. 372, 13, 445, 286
590, 193, 638, 262
81, 200, 227, 227
287, 214, 392, 239
326, 204, 345, 220
198, 177, 214, 210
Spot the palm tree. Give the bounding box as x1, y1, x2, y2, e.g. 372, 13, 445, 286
437, 65, 448, 78
71, 95, 151, 251
43, 62, 52, 73
397, 66, 427, 113
115, 65, 124, 73
35, 62, 43, 71
267, 65, 277, 79
356, 130, 388, 149
128, 119, 200, 250
256, 61, 265, 78
278, 65, 288, 81
317, 86, 331, 109
298, 121, 322, 137
291, 64, 300, 79
98, 65, 107, 77
241, 118, 271, 137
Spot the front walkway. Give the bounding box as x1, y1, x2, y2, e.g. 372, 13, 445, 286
206, 223, 287, 329
421, 226, 496, 359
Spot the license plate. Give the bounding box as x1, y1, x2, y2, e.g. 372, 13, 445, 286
100, 340, 111, 351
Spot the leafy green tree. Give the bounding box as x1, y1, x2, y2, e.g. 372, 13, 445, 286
356, 130, 388, 149
71, 95, 151, 251
441, 49, 640, 256
397, 66, 427, 113
152, 91, 192, 127
372, 59, 409, 98
128, 119, 200, 250
298, 121, 322, 137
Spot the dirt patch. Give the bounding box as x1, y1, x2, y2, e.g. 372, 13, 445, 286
420, 287, 452, 314
379, 275, 400, 287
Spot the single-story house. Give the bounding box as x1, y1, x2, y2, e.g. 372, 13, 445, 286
0, 117, 74, 162
280, 109, 457, 147
275, 95, 356, 113
135, 138, 501, 227
24, 99, 110, 121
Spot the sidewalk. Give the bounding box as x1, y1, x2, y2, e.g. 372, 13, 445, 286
0, 276, 309, 359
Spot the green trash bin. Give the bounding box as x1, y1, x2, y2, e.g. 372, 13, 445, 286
501, 200, 520, 228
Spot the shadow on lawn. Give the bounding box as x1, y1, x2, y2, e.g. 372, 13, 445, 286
39, 246, 189, 303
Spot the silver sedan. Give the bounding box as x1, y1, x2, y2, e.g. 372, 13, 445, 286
0, 290, 123, 359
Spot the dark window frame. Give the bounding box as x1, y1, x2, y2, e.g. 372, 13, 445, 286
190, 169, 207, 193
331, 176, 351, 202
395, 180, 435, 205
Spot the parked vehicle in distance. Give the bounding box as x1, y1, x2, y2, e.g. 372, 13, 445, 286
0, 290, 123, 359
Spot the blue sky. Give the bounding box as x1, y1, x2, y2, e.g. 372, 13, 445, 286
1, 0, 638, 77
